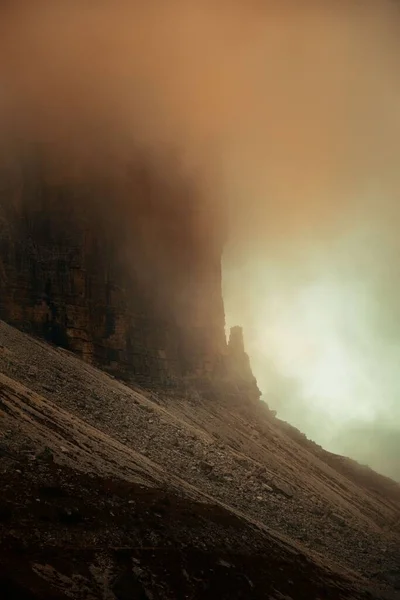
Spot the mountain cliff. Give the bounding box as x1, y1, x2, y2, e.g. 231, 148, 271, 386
0, 159, 258, 398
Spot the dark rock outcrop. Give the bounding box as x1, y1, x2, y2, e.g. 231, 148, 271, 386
224, 326, 261, 400
0, 160, 258, 396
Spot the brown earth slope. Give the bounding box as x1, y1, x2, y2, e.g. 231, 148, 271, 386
0, 320, 400, 599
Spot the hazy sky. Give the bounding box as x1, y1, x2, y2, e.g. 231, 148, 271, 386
224, 222, 400, 480
220, 3, 400, 481
1, 1, 399, 479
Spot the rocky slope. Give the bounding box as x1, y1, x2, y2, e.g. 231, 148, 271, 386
1, 321, 399, 599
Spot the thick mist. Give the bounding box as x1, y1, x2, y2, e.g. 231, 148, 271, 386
1, 1, 400, 479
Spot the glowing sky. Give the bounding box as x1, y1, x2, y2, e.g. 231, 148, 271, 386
223, 222, 400, 480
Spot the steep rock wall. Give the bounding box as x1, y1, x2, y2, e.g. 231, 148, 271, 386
0, 160, 259, 396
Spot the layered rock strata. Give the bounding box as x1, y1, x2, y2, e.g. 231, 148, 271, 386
0, 161, 259, 397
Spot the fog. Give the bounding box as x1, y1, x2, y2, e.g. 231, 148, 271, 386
223, 225, 400, 480
1, 1, 399, 479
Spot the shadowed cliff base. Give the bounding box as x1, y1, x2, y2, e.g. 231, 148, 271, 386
0, 458, 391, 600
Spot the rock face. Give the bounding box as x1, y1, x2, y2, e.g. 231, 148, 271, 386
225, 326, 261, 400
0, 161, 259, 395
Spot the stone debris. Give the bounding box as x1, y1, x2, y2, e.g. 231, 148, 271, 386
0, 320, 399, 599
